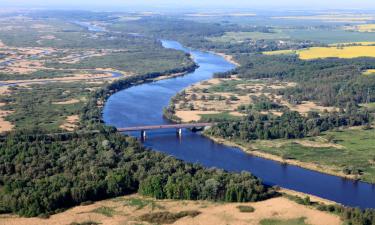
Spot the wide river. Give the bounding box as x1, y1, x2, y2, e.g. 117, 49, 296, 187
103, 40, 375, 209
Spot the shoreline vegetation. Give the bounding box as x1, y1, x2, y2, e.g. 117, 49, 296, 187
202, 134, 358, 182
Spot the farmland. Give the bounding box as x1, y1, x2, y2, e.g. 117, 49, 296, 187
264, 45, 375, 59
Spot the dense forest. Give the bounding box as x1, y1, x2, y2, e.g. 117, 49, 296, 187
0, 126, 274, 217
207, 108, 371, 141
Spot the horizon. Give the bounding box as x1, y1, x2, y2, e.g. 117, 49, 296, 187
2, 0, 375, 11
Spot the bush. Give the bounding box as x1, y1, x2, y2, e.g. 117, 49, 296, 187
237, 205, 255, 213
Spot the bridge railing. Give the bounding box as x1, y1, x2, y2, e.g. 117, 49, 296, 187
117, 123, 214, 132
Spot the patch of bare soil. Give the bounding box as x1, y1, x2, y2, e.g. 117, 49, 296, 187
52, 99, 80, 105
0, 40, 5, 48
1, 72, 118, 86
5, 60, 46, 74
0, 87, 13, 133
176, 110, 220, 122
40, 35, 56, 40
60, 115, 79, 131
214, 52, 240, 66
0, 195, 341, 225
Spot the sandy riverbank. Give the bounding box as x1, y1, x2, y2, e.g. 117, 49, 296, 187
214, 52, 240, 66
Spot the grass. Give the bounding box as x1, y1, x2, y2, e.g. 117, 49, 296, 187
264, 45, 375, 60
260, 217, 310, 225
207, 79, 252, 93
360, 102, 375, 112
248, 127, 375, 183
0, 82, 99, 131
90, 207, 116, 217
208, 31, 289, 43
70, 221, 101, 225
200, 112, 241, 122
236, 205, 255, 213
263, 49, 296, 55
122, 197, 165, 210
139, 211, 201, 224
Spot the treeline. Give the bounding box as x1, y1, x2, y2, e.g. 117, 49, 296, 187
0, 127, 275, 217
223, 54, 375, 107
46, 48, 196, 75
207, 108, 371, 141
108, 17, 317, 54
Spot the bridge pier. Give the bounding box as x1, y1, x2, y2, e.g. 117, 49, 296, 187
140, 130, 146, 139
176, 128, 182, 137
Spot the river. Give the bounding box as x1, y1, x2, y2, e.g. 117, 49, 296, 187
103, 40, 375, 209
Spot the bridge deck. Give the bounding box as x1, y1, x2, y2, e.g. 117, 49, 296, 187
117, 123, 213, 132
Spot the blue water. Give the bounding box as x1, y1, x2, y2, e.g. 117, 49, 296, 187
103, 40, 375, 209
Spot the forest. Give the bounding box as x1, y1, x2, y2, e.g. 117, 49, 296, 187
0, 126, 275, 217
216, 53, 375, 107
207, 106, 371, 141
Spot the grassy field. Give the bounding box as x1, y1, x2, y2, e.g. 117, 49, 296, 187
260, 217, 309, 225
208, 31, 289, 43
0, 82, 101, 131
264, 45, 375, 59
248, 127, 375, 183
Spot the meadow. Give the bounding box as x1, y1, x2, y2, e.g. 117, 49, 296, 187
247, 127, 375, 183
207, 31, 289, 43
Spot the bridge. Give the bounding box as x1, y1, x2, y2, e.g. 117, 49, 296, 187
117, 123, 214, 138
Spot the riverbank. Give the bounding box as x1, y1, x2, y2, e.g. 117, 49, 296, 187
203, 134, 358, 181
212, 52, 240, 67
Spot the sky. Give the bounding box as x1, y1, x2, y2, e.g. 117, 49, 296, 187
2, 0, 375, 11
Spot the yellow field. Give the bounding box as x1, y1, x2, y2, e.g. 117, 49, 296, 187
345, 24, 375, 32
363, 69, 375, 76
264, 45, 375, 60
263, 49, 296, 55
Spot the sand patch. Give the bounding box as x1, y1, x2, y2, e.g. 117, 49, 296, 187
60, 115, 79, 131
176, 110, 220, 122
52, 99, 80, 105
215, 52, 240, 66
0, 107, 13, 133
5, 60, 46, 74
1, 72, 118, 86
0, 87, 13, 132
40, 35, 56, 40
0, 195, 341, 225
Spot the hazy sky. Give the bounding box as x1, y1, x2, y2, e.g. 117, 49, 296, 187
2, 0, 375, 11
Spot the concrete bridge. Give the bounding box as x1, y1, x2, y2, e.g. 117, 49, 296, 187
117, 123, 214, 138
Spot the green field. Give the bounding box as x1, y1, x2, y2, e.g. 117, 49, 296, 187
248, 127, 375, 183
208, 31, 289, 43
260, 217, 309, 225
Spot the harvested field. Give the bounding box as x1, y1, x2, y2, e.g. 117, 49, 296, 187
264, 45, 375, 60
